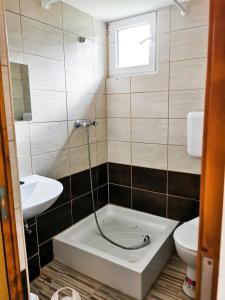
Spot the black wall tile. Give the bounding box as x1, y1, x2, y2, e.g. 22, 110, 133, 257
71, 168, 97, 198
98, 163, 108, 186
25, 224, 38, 259
37, 203, 72, 244
72, 191, 97, 223
97, 184, 108, 209
21, 270, 29, 300
109, 184, 131, 208
168, 195, 199, 222
47, 176, 71, 210
168, 171, 200, 200
26, 217, 36, 227
132, 166, 167, 193
132, 189, 167, 217
39, 240, 53, 268
28, 255, 40, 282
109, 163, 131, 187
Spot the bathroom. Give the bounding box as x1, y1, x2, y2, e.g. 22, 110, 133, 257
0, 0, 225, 299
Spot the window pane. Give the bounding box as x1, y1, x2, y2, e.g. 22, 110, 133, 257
117, 24, 151, 68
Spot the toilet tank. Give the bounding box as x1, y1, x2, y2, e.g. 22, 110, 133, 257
187, 112, 204, 157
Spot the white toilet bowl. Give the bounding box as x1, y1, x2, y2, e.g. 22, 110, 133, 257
173, 217, 199, 299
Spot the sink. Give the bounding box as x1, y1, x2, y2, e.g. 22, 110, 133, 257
20, 175, 63, 219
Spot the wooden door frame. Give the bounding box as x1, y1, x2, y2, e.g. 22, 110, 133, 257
0, 66, 24, 298
196, 0, 225, 298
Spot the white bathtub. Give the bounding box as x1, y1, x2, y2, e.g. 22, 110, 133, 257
53, 204, 178, 299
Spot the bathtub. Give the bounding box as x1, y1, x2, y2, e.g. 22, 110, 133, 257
53, 204, 178, 299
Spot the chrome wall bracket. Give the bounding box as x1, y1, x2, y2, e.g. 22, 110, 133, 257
172, 0, 188, 16
41, 0, 59, 9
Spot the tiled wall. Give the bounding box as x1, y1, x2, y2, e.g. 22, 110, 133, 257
4, 0, 209, 285
5, 0, 107, 179
0, 0, 28, 297
106, 0, 209, 221
107, 0, 208, 175
5, 0, 107, 282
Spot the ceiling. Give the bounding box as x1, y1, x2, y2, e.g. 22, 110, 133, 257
63, 0, 187, 22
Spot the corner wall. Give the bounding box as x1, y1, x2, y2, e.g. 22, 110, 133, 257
106, 0, 209, 220
5, 0, 108, 281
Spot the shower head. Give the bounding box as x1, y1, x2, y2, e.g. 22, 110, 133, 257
41, 0, 59, 9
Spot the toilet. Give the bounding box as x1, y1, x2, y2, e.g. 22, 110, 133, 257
173, 217, 199, 299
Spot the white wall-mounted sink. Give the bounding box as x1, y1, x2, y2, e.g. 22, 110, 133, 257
20, 175, 63, 219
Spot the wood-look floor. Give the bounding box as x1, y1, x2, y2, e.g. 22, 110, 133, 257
31, 254, 191, 300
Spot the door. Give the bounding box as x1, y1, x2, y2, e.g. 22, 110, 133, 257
0, 222, 9, 300
196, 0, 225, 298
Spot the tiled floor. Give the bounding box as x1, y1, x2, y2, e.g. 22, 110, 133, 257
31, 254, 191, 300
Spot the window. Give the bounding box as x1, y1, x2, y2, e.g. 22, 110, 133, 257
109, 12, 157, 77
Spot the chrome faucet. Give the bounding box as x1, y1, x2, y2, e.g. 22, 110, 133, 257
74, 119, 98, 128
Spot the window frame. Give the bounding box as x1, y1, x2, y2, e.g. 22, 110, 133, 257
108, 12, 157, 77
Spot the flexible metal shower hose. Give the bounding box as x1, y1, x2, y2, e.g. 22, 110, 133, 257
85, 127, 151, 250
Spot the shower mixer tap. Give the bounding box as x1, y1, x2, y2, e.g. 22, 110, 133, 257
74, 119, 98, 128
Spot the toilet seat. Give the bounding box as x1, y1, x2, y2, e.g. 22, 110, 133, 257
174, 217, 199, 252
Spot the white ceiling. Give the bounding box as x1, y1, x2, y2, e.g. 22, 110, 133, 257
63, 0, 187, 22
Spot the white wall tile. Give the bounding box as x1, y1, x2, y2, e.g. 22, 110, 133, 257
107, 94, 130, 118
8, 50, 24, 64
15, 208, 27, 271
96, 118, 107, 142
5, 0, 20, 13
31, 90, 67, 122
169, 89, 205, 118
22, 17, 64, 60
94, 42, 107, 71
24, 54, 65, 91
95, 94, 106, 118
131, 91, 168, 118
18, 156, 32, 177
62, 3, 93, 40
65, 62, 94, 93
94, 68, 106, 95
108, 141, 131, 165
157, 7, 171, 34
15, 122, 30, 157
97, 141, 107, 165
168, 145, 201, 174
158, 33, 170, 63
131, 63, 169, 92
132, 119, 168, 144
170, 58, 207, 90
67, 92, 95, 120
8, 141, 21, 209
30, 122, 68, 155
170, 26, 208, 61
32, 149, 69, 179
106, 77, 130, 94
69, 144, 96, 174
132, 143, 167, 170
169, 119, 187, 145
93, 18, 107, 45
0, 4, 8, 66
171, 0, 209, 31
20, 0, 62, 28
6, 11, 22, 52
108, 118, 131, 142
64, 31, 94, 67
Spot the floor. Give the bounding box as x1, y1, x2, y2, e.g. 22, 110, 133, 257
31, 254, 191, 300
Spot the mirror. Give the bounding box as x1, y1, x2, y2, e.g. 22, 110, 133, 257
10, 62, 32, 121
